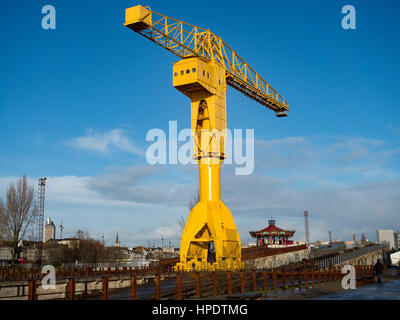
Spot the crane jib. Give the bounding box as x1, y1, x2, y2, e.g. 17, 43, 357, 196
124, 5, 290, 118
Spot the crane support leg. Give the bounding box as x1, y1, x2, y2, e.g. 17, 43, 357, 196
175, 162, 242, 271
173, 58, 243, 271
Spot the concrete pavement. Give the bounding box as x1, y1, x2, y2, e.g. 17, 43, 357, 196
314, 279, 400, 300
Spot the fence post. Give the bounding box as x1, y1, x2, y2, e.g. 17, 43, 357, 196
240, 271, 245, 294
327, 267, 331, 282
227, 271, 232, 295
334, 267, 338, 281
252, 270, 257, 292
290, 269, 295, 289
263, 269, 268, 291
177, 272, 182, 300
297, 270, 302, 289
272, 270, 277, 291
102, 276, 109, 300
281, 269, 286, 290
323, 268, 327, 283
130, 275, 137, 300
67, 277, 76, 300
212, 271, 217, 298
311, 268, 315, 285
317, 268, 321, 284
155, 274, 161, 300
195, 272, 201, 299
28, 279, 36, 300
304, 268, 308, 288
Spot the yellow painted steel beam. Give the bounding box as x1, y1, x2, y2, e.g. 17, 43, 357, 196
124, 5, 290, 117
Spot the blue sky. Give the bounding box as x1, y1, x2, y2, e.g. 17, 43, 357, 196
0, 0, 399, 247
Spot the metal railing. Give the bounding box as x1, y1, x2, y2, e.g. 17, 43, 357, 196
317, 244, 389, 269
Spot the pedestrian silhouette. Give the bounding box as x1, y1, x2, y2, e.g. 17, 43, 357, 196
373, 259, 383, 283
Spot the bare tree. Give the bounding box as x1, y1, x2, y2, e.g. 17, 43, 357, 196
177, 216, 186, 232
0, 199, 6, 244
45, 230, 110, 266
188, 189, 200, 211
0, 175, 37, 265
177, 190, 200, 233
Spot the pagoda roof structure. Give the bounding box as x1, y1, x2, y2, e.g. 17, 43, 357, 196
249, 218, 295, 238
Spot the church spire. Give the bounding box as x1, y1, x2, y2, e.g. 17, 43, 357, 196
115, 232, 120, 247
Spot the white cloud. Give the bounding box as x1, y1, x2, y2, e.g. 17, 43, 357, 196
1, 134, 399, 247
68, 128, 143, 155
128, 224, 181, 244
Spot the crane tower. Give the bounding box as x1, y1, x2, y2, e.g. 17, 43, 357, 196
304, 210, 310, 245
124, 5, 290, 271
37, 177, 47, 265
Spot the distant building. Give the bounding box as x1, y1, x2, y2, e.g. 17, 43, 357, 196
162, 246, 174, 254
345, 241, 356, 249
44, 218, 56, 242
58, 238, 80, 249
394, 231, 400, 251
131, 246, 146, 255
391, 251, 400, 266
376, 230, 396, 250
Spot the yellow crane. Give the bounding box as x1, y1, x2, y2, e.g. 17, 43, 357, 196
124, 5, 290, 271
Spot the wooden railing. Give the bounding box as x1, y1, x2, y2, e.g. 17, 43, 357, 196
22, 264, 382, 300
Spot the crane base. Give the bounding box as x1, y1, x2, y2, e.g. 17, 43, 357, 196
174, 200, 243, 272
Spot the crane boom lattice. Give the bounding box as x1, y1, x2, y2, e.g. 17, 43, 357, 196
124, 6, 290, 116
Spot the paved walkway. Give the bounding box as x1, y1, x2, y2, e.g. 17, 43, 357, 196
314, 279, 400, 300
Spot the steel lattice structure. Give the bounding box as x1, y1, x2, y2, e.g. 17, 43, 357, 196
304, 210, 310, 245
36, 177, 47, 264
124, 6, 290, 116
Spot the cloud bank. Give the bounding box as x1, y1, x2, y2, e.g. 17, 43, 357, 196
1, 134, 398, 247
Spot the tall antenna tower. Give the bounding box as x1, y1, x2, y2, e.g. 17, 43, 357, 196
37, 177, 47, 265
328, 230, 332, 245
304, 210, 310, 245
60, 220, 64, 240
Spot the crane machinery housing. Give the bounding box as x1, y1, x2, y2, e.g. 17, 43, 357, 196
124, 5, 290, 271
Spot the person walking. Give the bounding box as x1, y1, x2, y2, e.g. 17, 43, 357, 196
374, 259, 384, 283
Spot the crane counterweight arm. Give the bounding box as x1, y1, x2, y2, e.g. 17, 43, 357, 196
124, 5, 290, 116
